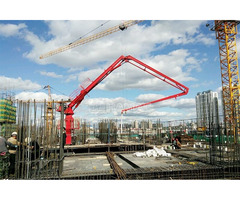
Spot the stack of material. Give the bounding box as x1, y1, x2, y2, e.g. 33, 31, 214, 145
0, 99, 16, 123
133, 152, 147, 158
85, 137, 101, 144
177, 134, 194, 144
133, 146, 171, 158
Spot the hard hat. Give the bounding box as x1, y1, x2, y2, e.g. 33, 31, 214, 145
11, 132, 18, 136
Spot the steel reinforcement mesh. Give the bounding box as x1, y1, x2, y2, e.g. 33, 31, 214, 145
58, 164, 240, 180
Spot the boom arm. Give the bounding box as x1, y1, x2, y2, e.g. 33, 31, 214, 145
62, 55, 189, 145
64, 55, 126, 115
121, 55, 189, 113
39, 20, 143, 59
65, 55, 189, 115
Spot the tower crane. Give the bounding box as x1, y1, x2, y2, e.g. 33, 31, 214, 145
208, 20, 240, 143
57, 55, 189, 144
19, 86, 71, 143
39, 20, 143, 59
43, 85, 55, 141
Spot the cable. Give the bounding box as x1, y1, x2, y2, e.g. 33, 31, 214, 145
50, 86, 69, 97
32, 88, 45, 93
69, 20, 111, 45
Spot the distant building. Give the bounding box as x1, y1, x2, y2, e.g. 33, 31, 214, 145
133, 120, 139, 129
148, 120, 153, 129
140, 120, 152, 129
140, 120, 147, 129
195, 90, 219, 128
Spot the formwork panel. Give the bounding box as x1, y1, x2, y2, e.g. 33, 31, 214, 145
62, 155, 112, 176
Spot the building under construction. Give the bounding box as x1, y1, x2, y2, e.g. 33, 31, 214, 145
1, 20, 240, 180
0, 99, 239, 180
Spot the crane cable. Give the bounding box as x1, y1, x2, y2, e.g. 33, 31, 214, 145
69, 20, 111, 45
48, 86, 69, 97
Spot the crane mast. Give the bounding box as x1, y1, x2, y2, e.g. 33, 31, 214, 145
213, 20, 240, 143
45, 85, 53, 141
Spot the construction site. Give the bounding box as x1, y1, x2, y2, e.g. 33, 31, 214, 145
1, 20, 240, 180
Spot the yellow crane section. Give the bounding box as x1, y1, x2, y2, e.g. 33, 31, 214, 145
44, 85, 53, 140
18, 86, 71, 142
214, 20, 240, 142
39, 20, 143, 59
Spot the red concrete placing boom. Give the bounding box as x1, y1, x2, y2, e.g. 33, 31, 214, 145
59, 55, 189, 144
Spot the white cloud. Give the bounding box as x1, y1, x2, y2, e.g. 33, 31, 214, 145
190, 80, 214, 88
15, 92, 48, 101
194, 33, 215, 45
51, 94, 70, 101
123, 109, 183, 118
22, 29, 48, 63
0, 23, 26, 37
95, 49, 199, 91
136, 94, 165, 102
81, 97, 135, 115
215, 86, 222, 94
0, 76, 41, 91
77, 68, 105, 83
237, 37, 240, 58
12, 89, 195, 121
215, 86, 223, 115
19, 20, 214, 70
0, 20, 217, 122
65, 74, 78, 82
75, 94, 195, 121
171, 98, 196, 109
15, 91, 69, 101
13, 89, 194, 121
39, 71, 63, 78
136, 93, 195, 109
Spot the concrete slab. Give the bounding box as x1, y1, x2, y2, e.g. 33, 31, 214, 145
119, 153, 182, 169
63, 155, 112, 175
62, 148, 211, 177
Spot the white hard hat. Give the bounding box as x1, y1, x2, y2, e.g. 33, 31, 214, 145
11, 132, 18, 136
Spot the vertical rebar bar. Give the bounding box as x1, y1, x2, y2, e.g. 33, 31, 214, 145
59, 101, 64, 177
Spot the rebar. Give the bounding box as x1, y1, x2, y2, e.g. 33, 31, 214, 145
3, 101, 240, 180
12, 100, 65, 179
106, 152, 126, 180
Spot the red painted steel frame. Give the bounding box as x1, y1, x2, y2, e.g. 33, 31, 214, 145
63, 55, 189, 144
121, 55, 189, 113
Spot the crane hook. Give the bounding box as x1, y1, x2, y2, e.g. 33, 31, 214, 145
119, 24, 126, 31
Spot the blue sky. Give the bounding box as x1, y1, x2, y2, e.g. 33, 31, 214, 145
0, 19, 239, 123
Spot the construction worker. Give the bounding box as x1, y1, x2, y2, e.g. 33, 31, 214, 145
0, 135, 18, 179
171, 138, 176, 149
62, 127, 66, 149
175, 138, 181, 149
23, 137, 41, 177
7, 132, 19, 175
